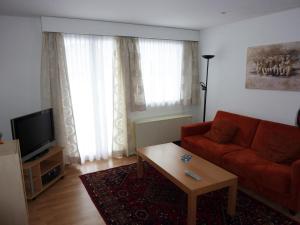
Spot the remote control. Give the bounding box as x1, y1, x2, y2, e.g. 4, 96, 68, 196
185, 170, 202, 181
181, 154, 192, 163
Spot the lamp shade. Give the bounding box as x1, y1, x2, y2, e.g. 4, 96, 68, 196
202, 55, 215, 59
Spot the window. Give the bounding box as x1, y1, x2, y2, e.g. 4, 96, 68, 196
62, 34, 197, 163
139, 39, 183, 107
64, 34, 115, 162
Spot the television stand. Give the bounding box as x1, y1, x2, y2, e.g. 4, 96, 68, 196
22, 146, 64, 200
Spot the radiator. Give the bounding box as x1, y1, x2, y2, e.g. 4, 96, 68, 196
135, 114, 192, 148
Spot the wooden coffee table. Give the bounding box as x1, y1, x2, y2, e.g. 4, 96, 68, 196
137, 143, 237, 225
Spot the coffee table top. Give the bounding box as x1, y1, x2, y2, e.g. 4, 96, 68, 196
137, 143, 237, 195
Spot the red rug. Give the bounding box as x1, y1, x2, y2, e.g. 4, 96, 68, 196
79, 163, 299, 225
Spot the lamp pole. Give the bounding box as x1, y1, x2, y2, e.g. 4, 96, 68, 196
201, 55, 215, 122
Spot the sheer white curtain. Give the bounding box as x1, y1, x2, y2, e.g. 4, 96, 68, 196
64, 34, 115, 163
139, 39, 183, 107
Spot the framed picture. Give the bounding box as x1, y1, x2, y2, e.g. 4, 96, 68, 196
246, 41, 300, 91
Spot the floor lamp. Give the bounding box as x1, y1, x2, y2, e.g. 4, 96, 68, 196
200, 55, 215, 122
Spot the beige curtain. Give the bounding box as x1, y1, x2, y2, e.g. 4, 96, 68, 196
181, 41, 200, 105
116, 37, 146, 112
40, 32, 80, 163
113, 37, 146, 156
112, 46, 129, 157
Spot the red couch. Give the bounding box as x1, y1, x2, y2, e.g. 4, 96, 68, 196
181, 110, 300, 212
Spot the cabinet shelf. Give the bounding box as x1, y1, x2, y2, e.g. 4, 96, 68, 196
41, 161, 61, 176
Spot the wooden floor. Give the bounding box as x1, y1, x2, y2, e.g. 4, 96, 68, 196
28, 155, 299, 225
28, 156, 137, 225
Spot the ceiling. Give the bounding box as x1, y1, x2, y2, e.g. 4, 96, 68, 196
0, 0, 300, 30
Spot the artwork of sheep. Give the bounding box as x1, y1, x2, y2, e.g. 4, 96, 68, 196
254, 55, 292, 77
246, 41, 300, 91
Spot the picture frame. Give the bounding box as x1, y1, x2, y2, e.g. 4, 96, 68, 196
246, 41, 300, 91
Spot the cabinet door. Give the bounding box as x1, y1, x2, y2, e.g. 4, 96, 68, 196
0, 142, 28, 225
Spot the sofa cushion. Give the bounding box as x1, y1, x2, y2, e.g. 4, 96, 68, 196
204, 120, 238, 144
213, 111, 260, 147
222, 149, 291, 194
182, 135, 244, 165
252, 121, 300, 163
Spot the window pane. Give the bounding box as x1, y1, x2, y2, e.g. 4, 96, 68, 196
139, 39, 183, 107
64, 34, 114, 162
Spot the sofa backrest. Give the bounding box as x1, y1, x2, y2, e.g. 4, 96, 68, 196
251, 120, 300, 153
213, 111, 260, 147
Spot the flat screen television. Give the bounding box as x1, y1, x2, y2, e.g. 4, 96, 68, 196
11, 109, 55, 162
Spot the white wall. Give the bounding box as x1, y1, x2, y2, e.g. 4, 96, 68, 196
199, 8, 300, 125
0, 16, 42, 139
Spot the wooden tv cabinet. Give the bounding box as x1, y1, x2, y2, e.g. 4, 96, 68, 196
22, 146, 64, 200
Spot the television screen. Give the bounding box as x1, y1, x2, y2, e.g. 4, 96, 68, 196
11, 109, 55, 161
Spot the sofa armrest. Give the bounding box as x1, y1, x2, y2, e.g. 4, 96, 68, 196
181, 121, 213, 139
291, 159, 300, 209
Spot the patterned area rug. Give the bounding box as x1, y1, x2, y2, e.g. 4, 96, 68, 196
80, 163, 299, 225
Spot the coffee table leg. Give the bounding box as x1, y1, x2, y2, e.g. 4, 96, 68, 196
187, 193, 197, 225
227, 179, 237, 216
137, 155, 143, 178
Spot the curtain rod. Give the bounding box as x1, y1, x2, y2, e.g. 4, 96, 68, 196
43, 31, 199, 43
